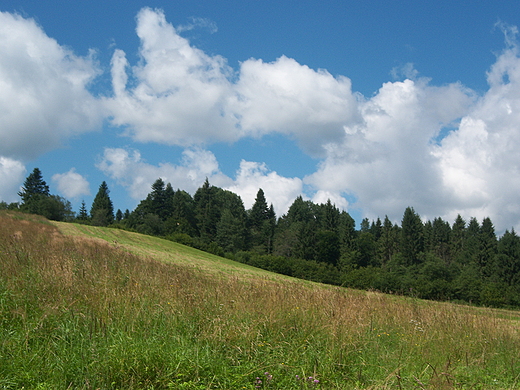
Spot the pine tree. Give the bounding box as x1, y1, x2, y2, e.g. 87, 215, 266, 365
479, 217, 497, 277
194, 179, 221, 243
77, 200, 89, 221
450, 214, 466, 261
18, 168, 50, 214
148, 178, 168, 220
378, 215, 399, 265
400, 207, 424, 265
90, 181, 114, 226
249, 188, 272, 251
321, 199, 339, 232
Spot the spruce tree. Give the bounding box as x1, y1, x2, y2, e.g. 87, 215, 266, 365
148, 178, 168, 220
250, 189, 269, 229
400, 207, 424, 265
77, 200, 89, 221
90, 181, 114, 226
249, 189, 273, 251
18, 168, 50, 214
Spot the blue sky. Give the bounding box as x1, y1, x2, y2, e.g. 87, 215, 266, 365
1, 1, 520, 232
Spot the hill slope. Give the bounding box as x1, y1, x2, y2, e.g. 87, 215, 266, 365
1, 211, 520, 389
54, 220, 285, 281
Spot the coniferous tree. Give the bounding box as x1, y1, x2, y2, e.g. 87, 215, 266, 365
148, 178, 168, 220
164, 183, 175, 218
378, 216, 399, 265
479, 217, 497, 277
321, 199, 339, 232
90, 181, 114, 226
431, 217, 451, 262
400, 207, 424, 265
77, 200, 89, 221
450, 214, 466, 262
249, 189, 275, 252
250, 189, 269, 229
495, 229, 520, 286
166, 189, 196, 235
194, 179, 222, 243
18, 168, 50, 214
213, 189, 248, 252
370, 218, 383, 240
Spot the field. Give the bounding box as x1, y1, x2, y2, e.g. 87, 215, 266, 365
1, 211, 520, 389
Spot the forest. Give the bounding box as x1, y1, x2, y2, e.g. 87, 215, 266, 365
3, 167, 520, 309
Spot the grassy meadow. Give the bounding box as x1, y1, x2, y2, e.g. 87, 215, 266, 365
1, 211, 520, 389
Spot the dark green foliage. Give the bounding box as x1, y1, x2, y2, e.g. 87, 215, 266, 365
78, 200, 89, 222
90, 181, 114, 226
377, 216, 400, 265
479, 217, 497, 277
18, 168, 49, 204
316, 230, 340, 265
18, 167, 50, 215
38, 195, 75, 222
165, 189, 197, 235
248, 189, 276, 253
400, 207, 424, 265
215, 191, 248, 253
193, 178, 222, 243
0, 201, 20, 210
17, 168, 73, 221
495, 229, 520, 286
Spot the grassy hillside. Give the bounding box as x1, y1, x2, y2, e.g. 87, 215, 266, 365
1, 211, 520, 389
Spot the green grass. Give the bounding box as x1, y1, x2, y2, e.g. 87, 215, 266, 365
1, 211, 520, 389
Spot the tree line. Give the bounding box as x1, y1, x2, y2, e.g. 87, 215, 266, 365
3, 168, 520, 309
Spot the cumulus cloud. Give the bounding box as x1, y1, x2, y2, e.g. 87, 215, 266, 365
0, 12, 103, 160
303, 27, 520, 233
105, 8, 238, 146
52, 168, 90, 199
433, 28, 520, 230
0, 157, 26, 203
105, 8, 361, 156
224, 160, 303, 215
233, 56, 361, 156
305, 77, 473, 222
96, 147, 232, 201
97, 146, 303, 215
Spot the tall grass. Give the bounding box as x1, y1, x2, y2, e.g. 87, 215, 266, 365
1, 211, 520, 389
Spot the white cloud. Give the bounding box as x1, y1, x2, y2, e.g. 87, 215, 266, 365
0, 12, 103, 160
52, 168, 90, 199
106, 8, 361, 156
96, 147, 232, 201
225, 160, 303, 215
305, 77, 474, 224
104, 7, 238, 146
433, 36, 520, 231
0, 156, 26, 203
97, 147, 303, 216
233, 56, 361, 156
303, 33, 520, 233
